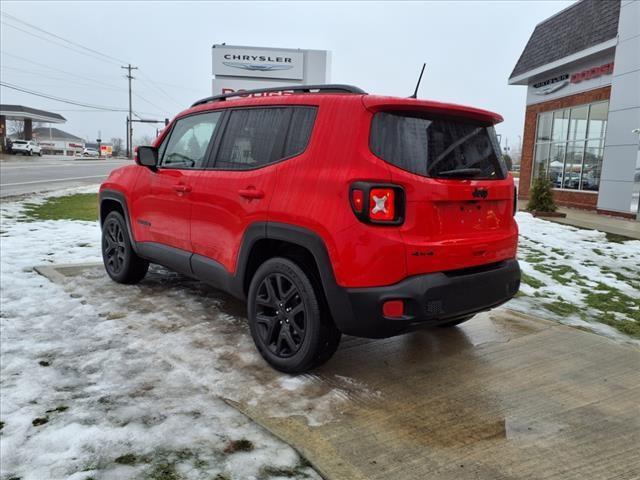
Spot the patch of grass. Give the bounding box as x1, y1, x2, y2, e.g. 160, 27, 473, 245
261, 459, 312, 479
544, 300, 581, 317
584, 284, 640, 321
224, 439, 254, 454
32, 417, 48, 426
38, 360, 50, 367
601, 317, 640, 337
532, 263, 581, 286
533, 290, 550, 298
22, 193, 98, 222
521, 272, 545, 289
523, 255, 546, 264
0, 421, 4, 430
592, 248, 605, 256
605, 232, 635, 244
114, 453, 138, 465
145, 462, 181, 480
45, 405, 68, 414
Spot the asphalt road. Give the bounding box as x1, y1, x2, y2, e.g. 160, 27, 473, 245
0, 155, 130, 198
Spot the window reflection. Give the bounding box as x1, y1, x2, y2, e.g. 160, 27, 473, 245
532, 101, 608, 192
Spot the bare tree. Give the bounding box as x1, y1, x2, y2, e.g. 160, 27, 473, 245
110, 137, 124, 156
134, 134, 155, 147
7, 119, 25, 137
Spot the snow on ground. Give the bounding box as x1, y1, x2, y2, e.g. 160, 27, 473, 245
1, 188, 639, 479
1, 187, 329, 480
507, 212, 640, 344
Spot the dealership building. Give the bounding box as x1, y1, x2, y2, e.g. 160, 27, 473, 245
509, 0, 639, 219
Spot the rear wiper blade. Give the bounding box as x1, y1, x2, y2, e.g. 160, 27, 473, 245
436, 168, 483, 178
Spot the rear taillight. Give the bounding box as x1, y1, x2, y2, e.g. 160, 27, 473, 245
369, 188, 395, 221
350, 182, 404, 225
352, 189, 364, 213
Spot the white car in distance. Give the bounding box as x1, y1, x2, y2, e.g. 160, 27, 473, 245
11, 140, 42, 156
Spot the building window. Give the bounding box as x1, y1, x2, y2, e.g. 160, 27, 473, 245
532, 100, 608, 192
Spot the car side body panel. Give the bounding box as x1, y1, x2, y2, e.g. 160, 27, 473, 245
100, 90, 520, 340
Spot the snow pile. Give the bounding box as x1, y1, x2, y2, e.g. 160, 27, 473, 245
509, 212, 640, 343
1, 188, 326, 480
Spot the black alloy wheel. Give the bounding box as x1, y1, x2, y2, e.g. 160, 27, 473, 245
248, 257, 341, 373
101, 211, 149, 284
103, 217, 126, 276
255, 272, 306, 357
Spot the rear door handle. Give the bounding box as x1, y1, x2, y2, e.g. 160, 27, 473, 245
238, 187, 265, 199
173, 184, 192, 194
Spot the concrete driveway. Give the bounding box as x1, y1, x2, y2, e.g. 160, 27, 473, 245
37, 263, 640, 480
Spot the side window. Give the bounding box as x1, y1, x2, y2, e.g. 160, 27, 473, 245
283, 107, 317, 158
215, 108, 289, 170
160, 111, 222, 169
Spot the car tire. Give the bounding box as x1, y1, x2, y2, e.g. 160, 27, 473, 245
101, 211, 149, 284
437, 314, 474, 328
248, 257, 341, 373
28, 150, 32, 156
38, 151, 42, 156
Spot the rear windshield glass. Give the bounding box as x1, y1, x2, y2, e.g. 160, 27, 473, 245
370, 112, 506, 179
13, 140, 27, 144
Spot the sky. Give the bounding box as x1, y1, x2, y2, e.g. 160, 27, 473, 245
1, 0, 573, 149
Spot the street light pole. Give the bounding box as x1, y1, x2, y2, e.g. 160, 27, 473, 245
121, 64, 138, 159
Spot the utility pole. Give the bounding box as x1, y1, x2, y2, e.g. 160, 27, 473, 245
121, 64, 138, 159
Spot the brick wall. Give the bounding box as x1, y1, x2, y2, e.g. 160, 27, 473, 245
518, 86, 611, 211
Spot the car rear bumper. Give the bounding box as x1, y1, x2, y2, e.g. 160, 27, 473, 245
333, 258, 520, 338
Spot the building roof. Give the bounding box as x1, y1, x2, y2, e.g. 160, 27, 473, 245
509, 0, 620, 81
0, 104, 66, 123
32, 127, 83, 141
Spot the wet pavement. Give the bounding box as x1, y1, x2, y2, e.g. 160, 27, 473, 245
37, 263, 640, 480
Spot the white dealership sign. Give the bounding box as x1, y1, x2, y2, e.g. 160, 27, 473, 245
211, 44, 330, 96
213, 46, 303, 80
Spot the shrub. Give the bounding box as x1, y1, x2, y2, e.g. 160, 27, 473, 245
527, 175, 557, 212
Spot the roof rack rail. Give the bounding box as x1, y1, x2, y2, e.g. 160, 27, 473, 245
191, 84, 366, 107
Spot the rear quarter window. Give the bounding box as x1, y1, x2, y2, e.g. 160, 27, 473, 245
214, 106, 317, 170
370, 111, 506, 180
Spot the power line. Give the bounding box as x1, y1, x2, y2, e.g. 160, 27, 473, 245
0, 82, 129, 112
134, 92, 172, 115
0, 10, 129, 64
138, 72, 184, 107
1, 52, 175, 114
1, 51, 124, 90
1, 20, 121, 66
1, 65, 124, 92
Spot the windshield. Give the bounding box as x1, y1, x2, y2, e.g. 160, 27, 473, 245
370, 111, 507, 180
13, 140, 27, 144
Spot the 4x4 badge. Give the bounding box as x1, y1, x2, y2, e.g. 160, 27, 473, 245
472, 188, 488, 199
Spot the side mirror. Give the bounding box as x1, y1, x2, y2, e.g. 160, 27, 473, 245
136, 146, 158, 170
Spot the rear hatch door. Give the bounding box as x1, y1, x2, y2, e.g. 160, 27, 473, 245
368, 106, 518, 274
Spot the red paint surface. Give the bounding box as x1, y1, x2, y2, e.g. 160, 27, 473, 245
101, 92, 518, 288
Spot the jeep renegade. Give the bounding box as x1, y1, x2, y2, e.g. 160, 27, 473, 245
100, 85, 520, 373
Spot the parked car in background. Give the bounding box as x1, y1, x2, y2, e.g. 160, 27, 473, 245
11, 140, 42, 156
82, 147, 99, 157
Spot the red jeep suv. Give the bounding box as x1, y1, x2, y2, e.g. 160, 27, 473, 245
100, 85, 520, 373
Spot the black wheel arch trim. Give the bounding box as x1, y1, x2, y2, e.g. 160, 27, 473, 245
99, 189, 139, 254
97, 194, 354, 332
